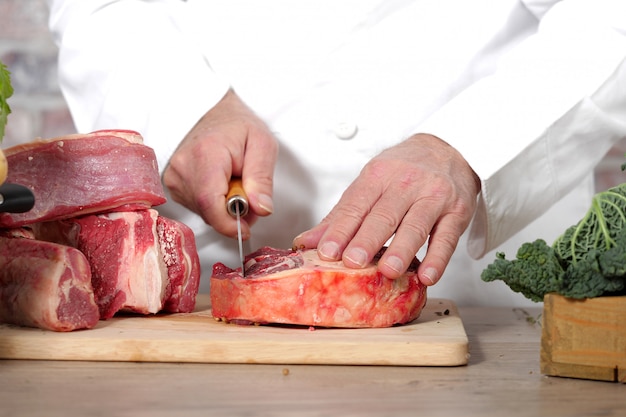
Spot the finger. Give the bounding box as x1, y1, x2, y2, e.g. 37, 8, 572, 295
316, 179, 382, 261
194, 170, 252, 239
175, 135, 247, 238
339, 172, 431, 270
375, 202, 441, 279
208, 130, 276, 238
416, 213, 467, 286
292, 221, 330, 250
163, 136, 228, 217
340, 202, 402, 269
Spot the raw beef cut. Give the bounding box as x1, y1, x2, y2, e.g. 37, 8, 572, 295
0, 130, 202, 331
210, 246, 427, 328
0, 227, 35, 239
33, 209, 168, 319
33, 209, 202, 318
0, 236, 100, 331
157, 216, 201, 313
0, 129, 166, 228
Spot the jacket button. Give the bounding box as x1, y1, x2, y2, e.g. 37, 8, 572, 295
333, 121, 358, 140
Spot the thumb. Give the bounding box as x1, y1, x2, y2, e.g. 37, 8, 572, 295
245, 177, 275, 217
241, 130, 279, 217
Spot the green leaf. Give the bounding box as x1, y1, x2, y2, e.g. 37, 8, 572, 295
480, 240, 565, 302
0, 61, 14, 142
553, 183, 626, 266
483, 182, 626, 302
560, 248, 625, 299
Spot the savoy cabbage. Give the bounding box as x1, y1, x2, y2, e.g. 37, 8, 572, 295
481, 182, 626, 302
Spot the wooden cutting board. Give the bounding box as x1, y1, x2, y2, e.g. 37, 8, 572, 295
0, 295, 468, 366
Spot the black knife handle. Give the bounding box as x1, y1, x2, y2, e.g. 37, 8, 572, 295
0, 183, 35, 213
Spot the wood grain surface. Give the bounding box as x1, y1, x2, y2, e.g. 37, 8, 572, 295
541, 293, 626, 382
4, 305, 626, 417
0, 295, 468, 366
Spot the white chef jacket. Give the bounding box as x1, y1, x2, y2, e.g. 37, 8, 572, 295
45, 0, 626, 306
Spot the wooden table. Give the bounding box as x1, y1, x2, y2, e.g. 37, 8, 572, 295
1, 305, 623, 417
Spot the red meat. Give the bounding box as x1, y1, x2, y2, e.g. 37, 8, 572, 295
0, 130, 202, 331
157, 216, 201, 313
210, 246, 427, 328
0, 130, 166, 228
0, 236, 99, 331
33, 209, 202, 318
34, 209, 169, 319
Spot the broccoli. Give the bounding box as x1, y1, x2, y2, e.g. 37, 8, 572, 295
481, 182, 626, 302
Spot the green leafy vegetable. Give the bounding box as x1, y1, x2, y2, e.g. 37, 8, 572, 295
0, 60, 14, 142
481, 182, 626, 301
481, 239, 564, 302
554, 185, 626, 265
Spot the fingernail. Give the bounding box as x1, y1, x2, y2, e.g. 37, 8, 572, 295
319, 241, 340, 260
345, 247, 367, 267
384, 256, 403, 274
258, 193, 273, 214
292, 233, 305, 250
422, 267, 439, 285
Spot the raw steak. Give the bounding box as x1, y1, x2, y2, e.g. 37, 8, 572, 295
0, 236, 100, 331
33, 209, 202, 318
0, 129, 166, 228
34, 209, 168, 319
157, 216, 201, 313
0, 227, 35, 239
210, 247, 427, 328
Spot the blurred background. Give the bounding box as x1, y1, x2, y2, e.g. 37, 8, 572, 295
1, 0, 626, 192
0, 0, 74, 143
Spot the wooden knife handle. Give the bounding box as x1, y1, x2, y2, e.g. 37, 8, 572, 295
0, 148, 7, 186
226, 178, 249, 217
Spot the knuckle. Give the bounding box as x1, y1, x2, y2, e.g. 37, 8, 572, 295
367, 208, 400, 230
400, 217, 432, 241
361, 159, 388, 180
332, 201, 367, 224
429, 227, 461, 259
423, 177, 455, 201
194, 190, 220, 218
353, 233, 386, 254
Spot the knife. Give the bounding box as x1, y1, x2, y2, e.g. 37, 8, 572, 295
226, 178, 248, 276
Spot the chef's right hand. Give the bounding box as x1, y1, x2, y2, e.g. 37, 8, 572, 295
162, 89, 279, 239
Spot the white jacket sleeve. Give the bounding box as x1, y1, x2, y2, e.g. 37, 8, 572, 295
418, 0, 626, 259
47, 0, 230, 173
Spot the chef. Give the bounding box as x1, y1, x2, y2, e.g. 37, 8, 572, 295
45, 0, 626, 306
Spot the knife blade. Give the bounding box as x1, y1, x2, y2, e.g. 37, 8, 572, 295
226, 178, 248, 276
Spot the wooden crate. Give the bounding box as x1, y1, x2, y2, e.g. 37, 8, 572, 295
541, 293, 626, 383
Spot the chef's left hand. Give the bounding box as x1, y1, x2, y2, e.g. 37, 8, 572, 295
292, 133, 481, 286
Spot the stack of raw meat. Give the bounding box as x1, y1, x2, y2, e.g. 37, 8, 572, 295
0, 130, 201, 331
